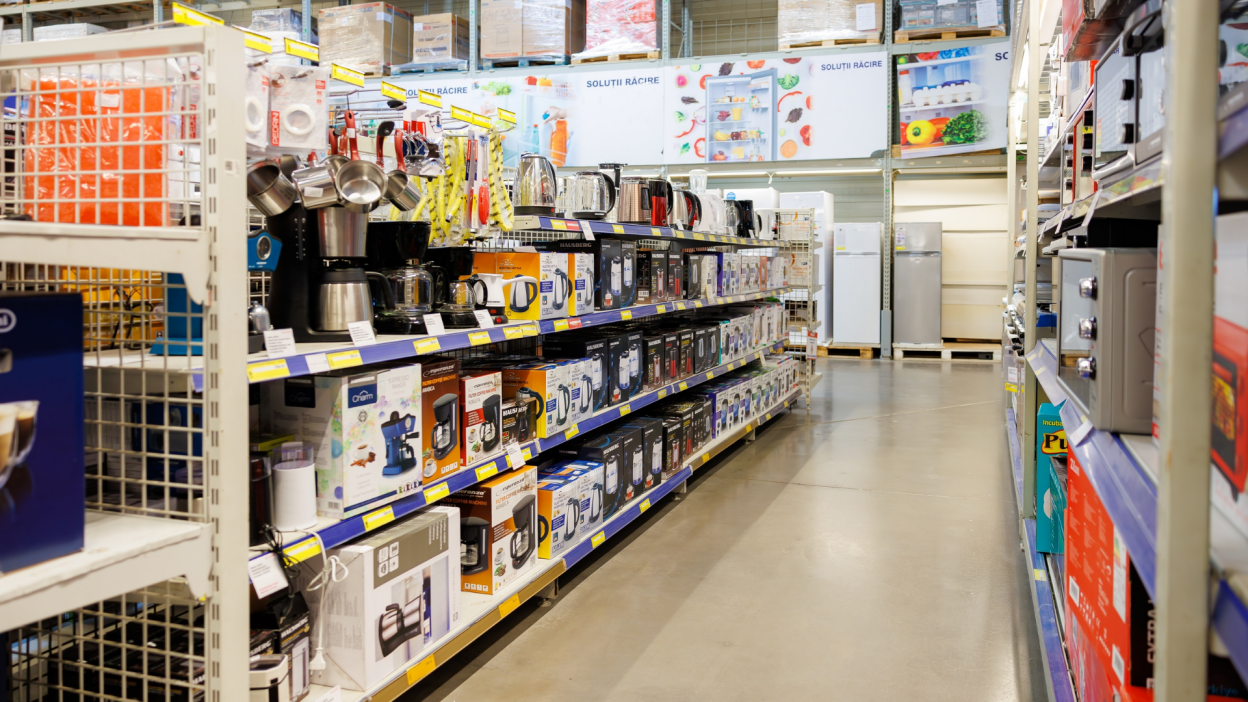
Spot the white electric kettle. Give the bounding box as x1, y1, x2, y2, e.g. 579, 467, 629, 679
472, 272, 507, 307
503, 275, 540, 313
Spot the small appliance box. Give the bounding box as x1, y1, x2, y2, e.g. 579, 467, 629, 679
309, 505, 460, 692
625, 329, 646, 399
494, 251, 570, 321
318, 3, 414, 74
1214, 212, 1248, 524
622, 417, 664, 490
552, 359, 585, 426
611, 427, 644, 505
568, 460, 604, 529
568, 252, 595, 316
502, 363, 563, 438
660, 416, 684, 480
412, 13, 470, 64
693, 328, 710, 373
678, 329, 695, 378
691, 401, 710, 450
269, 366, 422, 519
542, 335, 610, 412
0, 292, 85, 573
460, 371, 503, 467
569, 357, 593, 423
667, 252, 685, 300
701, 255, 720, 299
573, 435, 624, 520
1034, 402, 1067, 553
446, 465, 539, 595
635, 250, 653, 305
536, 238, 623, 310
420, 357, 461, 484
620, 240, 638, 307
501, 395, 537, 448
537, 475, 583, 559
663, 331, 680, 383
643, 335, 665, 391
649, 250, 670, 302
1066, 452, 1248, 699
607, 333, 629, 406
654, 403, 696, 457
684, 253, 704, 299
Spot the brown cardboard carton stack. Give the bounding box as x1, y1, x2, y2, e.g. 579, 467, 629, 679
480, 0, 586, 58
777, 0, 882, 46
412, 13, 470, 64
318, 3, 413, 74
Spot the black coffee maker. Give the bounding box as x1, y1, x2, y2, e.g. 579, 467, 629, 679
366, 221, 433, 335
481, 395, 501, 452
431, 394, 458, 461
461, 517, 490, 575
510, 495, 536, 568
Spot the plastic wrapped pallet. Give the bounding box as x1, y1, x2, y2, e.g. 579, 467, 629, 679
33, 24, 109, 42
1, 28, 20, 44
778, 0, 882, 47
317, 3, 413, 74
575, 0, 655, 59
412, 13, 470, 65
247, 9, 317, 66
897, 0, 1005, 38
480, 0, 585, 59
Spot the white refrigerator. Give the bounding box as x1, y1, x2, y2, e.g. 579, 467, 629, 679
832, 223, 882, 344
779, 191, 834, 343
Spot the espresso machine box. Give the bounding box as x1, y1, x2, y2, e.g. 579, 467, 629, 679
660, 416, 684, 480
501, 396, 537, 448
307, 505, 460, 692
541, 335, 610, 413
667, 252, 685, 300
537, 475, 583, 559
568, 252, 595, 316
643, 335, 665, 392
445, 465, 539, 595
0, 292, 85, 572
420, 357, 461, 484
502, 363, 566, 439
269, 365, 422, 519
534, 239, 622, 310
460, 371, 502, 467
621, 417, 664, 491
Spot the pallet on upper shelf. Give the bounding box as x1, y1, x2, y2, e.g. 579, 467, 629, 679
779, 36, 880, 50
389, 59, 469, 75
481, 54, 569, 70
250, 342, 788, 567
894, 26, 1007, 43
571, 50, 660, 65
245, 286, 791, 384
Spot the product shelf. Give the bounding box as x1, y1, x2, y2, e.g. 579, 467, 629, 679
509, 215, 798, 248
1025, 340, 1159, 598
250, 342, 789, 568
0, 512, 212, 632
1006, 408, 1077, 702
307, 387, 802, 702
245, 287, 792, 384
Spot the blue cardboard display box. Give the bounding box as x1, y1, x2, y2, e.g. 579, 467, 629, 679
1035, 401, 1067, 553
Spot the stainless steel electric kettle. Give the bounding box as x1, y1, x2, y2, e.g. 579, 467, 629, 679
515, 153, 557, 215
569, 171, 616, 220
617, 177, 651, 224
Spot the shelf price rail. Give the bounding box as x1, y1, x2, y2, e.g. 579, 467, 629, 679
311, 387, 803, 702
255, 342, 789, 567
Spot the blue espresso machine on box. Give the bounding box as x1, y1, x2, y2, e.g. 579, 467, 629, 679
0, 292, 85, 572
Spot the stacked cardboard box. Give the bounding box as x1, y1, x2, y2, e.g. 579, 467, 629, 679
480, 0, 586, 58
318, 3, 413, 74
412, 13, 470, 64
778, 0, 882, 46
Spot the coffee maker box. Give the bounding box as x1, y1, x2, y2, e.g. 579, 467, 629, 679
0, 292, 85, 572
568, 252, 595, 316
501, 396, 537, 448
663, 331, 680, 383
684, 253, 704, 300
501, 363, 563, 439
621, 417, 664, 491
269, 365, 422, 519
307, 505, 460, 692
619, 240, 638, 308
667, 252, 685, 300
460, 371, 503, 467
420, 357, 461, 484
643, 335, 665, 392
537, 475, 583, 559
571, 435, 624, 520
660, 416, 684, 480
534, 238, 623, 310
542, 335, 610, 413
445, 465, 538, 595
606, 333, 630, 406
624, 330, 646, 399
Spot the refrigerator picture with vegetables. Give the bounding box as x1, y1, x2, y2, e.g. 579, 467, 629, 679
895, 41, 1011, 158
704, 69, 778, 163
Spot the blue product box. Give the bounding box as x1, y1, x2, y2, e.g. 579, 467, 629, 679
0, 292, 85, 572
1035, 401, 1067, 553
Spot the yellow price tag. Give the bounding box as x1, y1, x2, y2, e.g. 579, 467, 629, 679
499, 593, 522, 618
694, 301, 704, 308
551, 220, 568, 230
591, 532, 606, 548
639, 498, 651, 513
362, 506, 395, 531
327, 349, 362, 370
522, 447, 533, 461
503, 326, 524, 340
705, 372, 714, 380
1034, 568, 1047, 582
658, 389, 668, 399
521, 324, 539, 337
553, 319, 570, 331
285, 538, 322, 564
564, 425, 580, 440
619, 404, 631, 416
693, 233, 705, 240
676, 302, 687, 310
716, 297, 725, 305
1005, 382, 1019, 393
657, 305, 667, 314
406, 656, 436, 686
701, 452, 711, 463
678, 382, 688, 391
612, 224, 625, 234
621, 310, 633, 320
652, 227, 663, 236
726, 362, 735, 370
247, 359, 290, 382
240, 29, 273, 53
498, 108, 517, 124
417, 90, 442, 108
424, 482, 451, 503
331, 64, 365, 86
172, 2, 222, 26
745, 424, 754, 432
469, 331, 493, 346
414, 337, 442, 354
476, 464, 499, 481
284, 37, 319, 61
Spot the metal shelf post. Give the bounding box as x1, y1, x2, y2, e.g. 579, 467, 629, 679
1020, 0, 1041, 519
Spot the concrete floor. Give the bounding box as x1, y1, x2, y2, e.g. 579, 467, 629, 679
407, 358, 1047, 701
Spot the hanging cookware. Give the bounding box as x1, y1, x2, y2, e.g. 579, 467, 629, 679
335, 160, 388, 214
246, 160, 297, 216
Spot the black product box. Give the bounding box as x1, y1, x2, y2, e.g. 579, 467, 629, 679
668, 252, 684, 300
620, 240, 638, 307
606, 333, 629, 406
660, 416, 684, 480
678, 329, 695, 378
250, 593, 313, 701
643, 335, 665, 391
636, 250, 653, 305
541, 335, 610, 412
663, 331, 680, 382
249, 630, 277, 660
622, 417, 664, 491
705, 324, 721, 367
574, 433, 625, 519
692, 398, 711, 451
654, 402, 696, 458
693, 327, 710, 373
608, 426, 643, 505
648, 249, 669, 302
684, 253, 704, 300
535, 238, 623, 310
625, 329, 646, 399
502, 396, 537, 447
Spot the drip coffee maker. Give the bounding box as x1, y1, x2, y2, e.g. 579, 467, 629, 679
366, 221, 434, 335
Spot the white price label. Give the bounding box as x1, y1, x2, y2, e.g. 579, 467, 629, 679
584, 229, 595, 241
423, 313, 447, 336
247, 551, 290, 599
976, 0, 998, 27
506, 444, 525, 468
1070, 420, 1095, 446
473, 309, 495, 328
348, 320, 377, 346
855, 2, 876, 30
305, 353, 330, 374
1007, 366, 1019, 383
263, 328, 297, 358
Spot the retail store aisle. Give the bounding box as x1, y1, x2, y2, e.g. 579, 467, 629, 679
409, 359, 1047, 701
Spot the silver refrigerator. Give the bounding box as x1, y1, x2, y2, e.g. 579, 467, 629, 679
893, 222, 942, 345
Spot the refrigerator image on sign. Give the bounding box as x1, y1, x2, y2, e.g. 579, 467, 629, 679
832, 223, 882, 345
893, 222, 942, 345
704, 70, 777, 163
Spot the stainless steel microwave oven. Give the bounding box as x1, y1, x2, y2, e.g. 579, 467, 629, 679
1056, 247, 1157, 434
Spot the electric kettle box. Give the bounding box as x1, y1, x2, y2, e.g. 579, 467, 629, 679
268, 365, 422, 520
460, 371, 503, 467
609, 427, 644, 505
494, 251, 569, 321
684, 253, 704, 300
501, 364, 560, 439
568, 435, 624, 520
693, 328, 710, 373
0, 292, 85, 573
643, 335, 665, 391
568, 252, 595, 316
606, 333, 629, 406
635, 250, 653, 305
445, 465, 538, 595
307, 505, 460, 692
420, 357, 462, 484
659, 417, 684, 480
537, 476, 583, 559
540, 336, 610, 412
678, 329, 695, 378
663, 332, 680, 383
667, 252, 685, 300
534, 239, 623, 310
618, 240, 638, 307
625, 329, 646, 399
539, 251, 572, 321
701, 255, 720, 300
620, 417, 664, 490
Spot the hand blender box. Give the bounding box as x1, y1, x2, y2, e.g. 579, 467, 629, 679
307, 505, 460, 692
620, 417, 664, 491
445, 465, 539, 595
667, 252, 685, 300
501, 363, 563, 439
568, 252, 595, 316
268, 365, 422, 519
537, 475, 583, 559
460, 371, 502, 467
541, 335, 610, 413
420, 357, 462, 484
534, 239, 622, 310
643, 335, 665, 391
